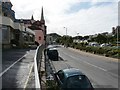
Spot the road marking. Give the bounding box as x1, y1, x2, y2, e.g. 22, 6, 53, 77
0, 54, 27, 77
83, 61, 107, 71
62, 51, 107, 72
24, 63, 34, 89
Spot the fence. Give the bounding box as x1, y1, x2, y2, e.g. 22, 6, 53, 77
34, 44, 45, 90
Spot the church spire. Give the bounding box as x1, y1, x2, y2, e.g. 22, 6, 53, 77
31, 15, 34, 20
41, 7, 45, 22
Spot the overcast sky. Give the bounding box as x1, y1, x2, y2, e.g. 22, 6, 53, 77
10, 0, 118, 36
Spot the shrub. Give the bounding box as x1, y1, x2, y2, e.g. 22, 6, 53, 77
71, 43, 119, 59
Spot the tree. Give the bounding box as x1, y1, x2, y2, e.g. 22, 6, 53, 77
94, 34, 107, 44
56, 35, 73, 46
83, 36, 89, 40
98, 34, 107, 44
73, 36, 83, 40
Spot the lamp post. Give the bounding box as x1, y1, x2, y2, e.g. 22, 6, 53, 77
77, 33, 79, 43
64, 27, 68, 47
117, 26, 119, 48
64, 27, 67, 36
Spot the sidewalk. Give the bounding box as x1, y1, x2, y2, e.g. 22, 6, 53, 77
2, 48, 36, 89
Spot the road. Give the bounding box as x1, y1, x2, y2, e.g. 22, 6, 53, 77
51, 46, 119, 89
1, 48, 36, 88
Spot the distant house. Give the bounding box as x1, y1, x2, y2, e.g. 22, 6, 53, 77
46, 33, 61, 45
112, 26, 120, 35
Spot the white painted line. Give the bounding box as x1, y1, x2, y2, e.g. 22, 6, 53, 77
62, 51, 107, 71
0, 54, 27, 77
83, 61, 107, 71
24, 63, 34, 89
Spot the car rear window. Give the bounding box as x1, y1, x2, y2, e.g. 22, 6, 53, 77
66, 75, 92, 88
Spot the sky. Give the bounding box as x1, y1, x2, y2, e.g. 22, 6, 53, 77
10, 0, 118, 36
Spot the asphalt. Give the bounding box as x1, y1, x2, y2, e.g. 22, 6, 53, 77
2, 48, 36, 89
51, 46, 119, 89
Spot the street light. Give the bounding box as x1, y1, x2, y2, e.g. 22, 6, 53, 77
64, 27, 68, 47
77, 33, 79, 43
64, 27, 67, 36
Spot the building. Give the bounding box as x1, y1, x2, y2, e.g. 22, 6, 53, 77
15, 15, 35, 28
101, 32, 108, 36
2, 0, 15, 21
0, 0, 35, 48
112, 26, 120, 35
29, 7, 47, 45
46, 33, 61, 45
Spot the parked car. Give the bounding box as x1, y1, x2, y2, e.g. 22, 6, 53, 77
54, 68, 94, 90
47, 48, 59, 61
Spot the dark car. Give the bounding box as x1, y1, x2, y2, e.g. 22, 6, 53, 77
47, 48, 59, 61
54, 68, 94, 90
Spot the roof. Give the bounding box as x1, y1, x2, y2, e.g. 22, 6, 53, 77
49, 48, 57, 51
2, 0, 11, 2
63, 68, 84, 78
15, 19, 32, 24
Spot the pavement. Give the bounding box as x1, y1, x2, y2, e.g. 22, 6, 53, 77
2, 48, 36, 89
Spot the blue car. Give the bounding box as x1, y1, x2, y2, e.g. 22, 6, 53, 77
54, 68, 94, 90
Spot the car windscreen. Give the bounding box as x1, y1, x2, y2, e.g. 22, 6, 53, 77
66, 75, 92, 88
49, 50, 58, 53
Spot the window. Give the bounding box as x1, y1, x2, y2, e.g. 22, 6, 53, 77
4, 13, 7, 17
23, 32, 28, 41
58, 71, 64, 83
2, 26, 9, 40
30, 35, 34, 42
39, 36, 41, 40
66, 75, 92, 88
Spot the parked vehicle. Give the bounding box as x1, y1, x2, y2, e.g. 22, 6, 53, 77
47, 48, 59, 61
54, 68, 94, 90
100, 43, 111, 47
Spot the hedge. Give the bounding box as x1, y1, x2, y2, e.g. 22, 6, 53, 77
71, 44, 120, 59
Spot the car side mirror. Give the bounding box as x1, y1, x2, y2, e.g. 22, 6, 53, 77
54, 72, 58, 76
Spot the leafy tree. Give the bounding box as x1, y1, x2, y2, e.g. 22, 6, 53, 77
73, 36, 83, 40
83, 36, 89, 40
56, 35, 73, 46
94, 34, 107, 44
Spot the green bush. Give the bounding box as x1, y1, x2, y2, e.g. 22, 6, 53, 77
96, 47, 103, 54
71, 42, 119, 59
86, 46, 92, 52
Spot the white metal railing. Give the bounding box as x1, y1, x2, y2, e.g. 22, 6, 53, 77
34, 44, 45, 89
34, 45, 41, 89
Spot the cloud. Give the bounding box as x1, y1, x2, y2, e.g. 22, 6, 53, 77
10, 0, 118, 36
45, 1, 117, 36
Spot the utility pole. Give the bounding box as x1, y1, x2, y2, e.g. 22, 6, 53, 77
64, 27, 67, 36
64, 27, 67, 47
77, 33, 79, 43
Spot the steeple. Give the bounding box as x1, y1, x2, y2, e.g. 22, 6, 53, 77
31, 15, 34, 20
40, 7, 45, 24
